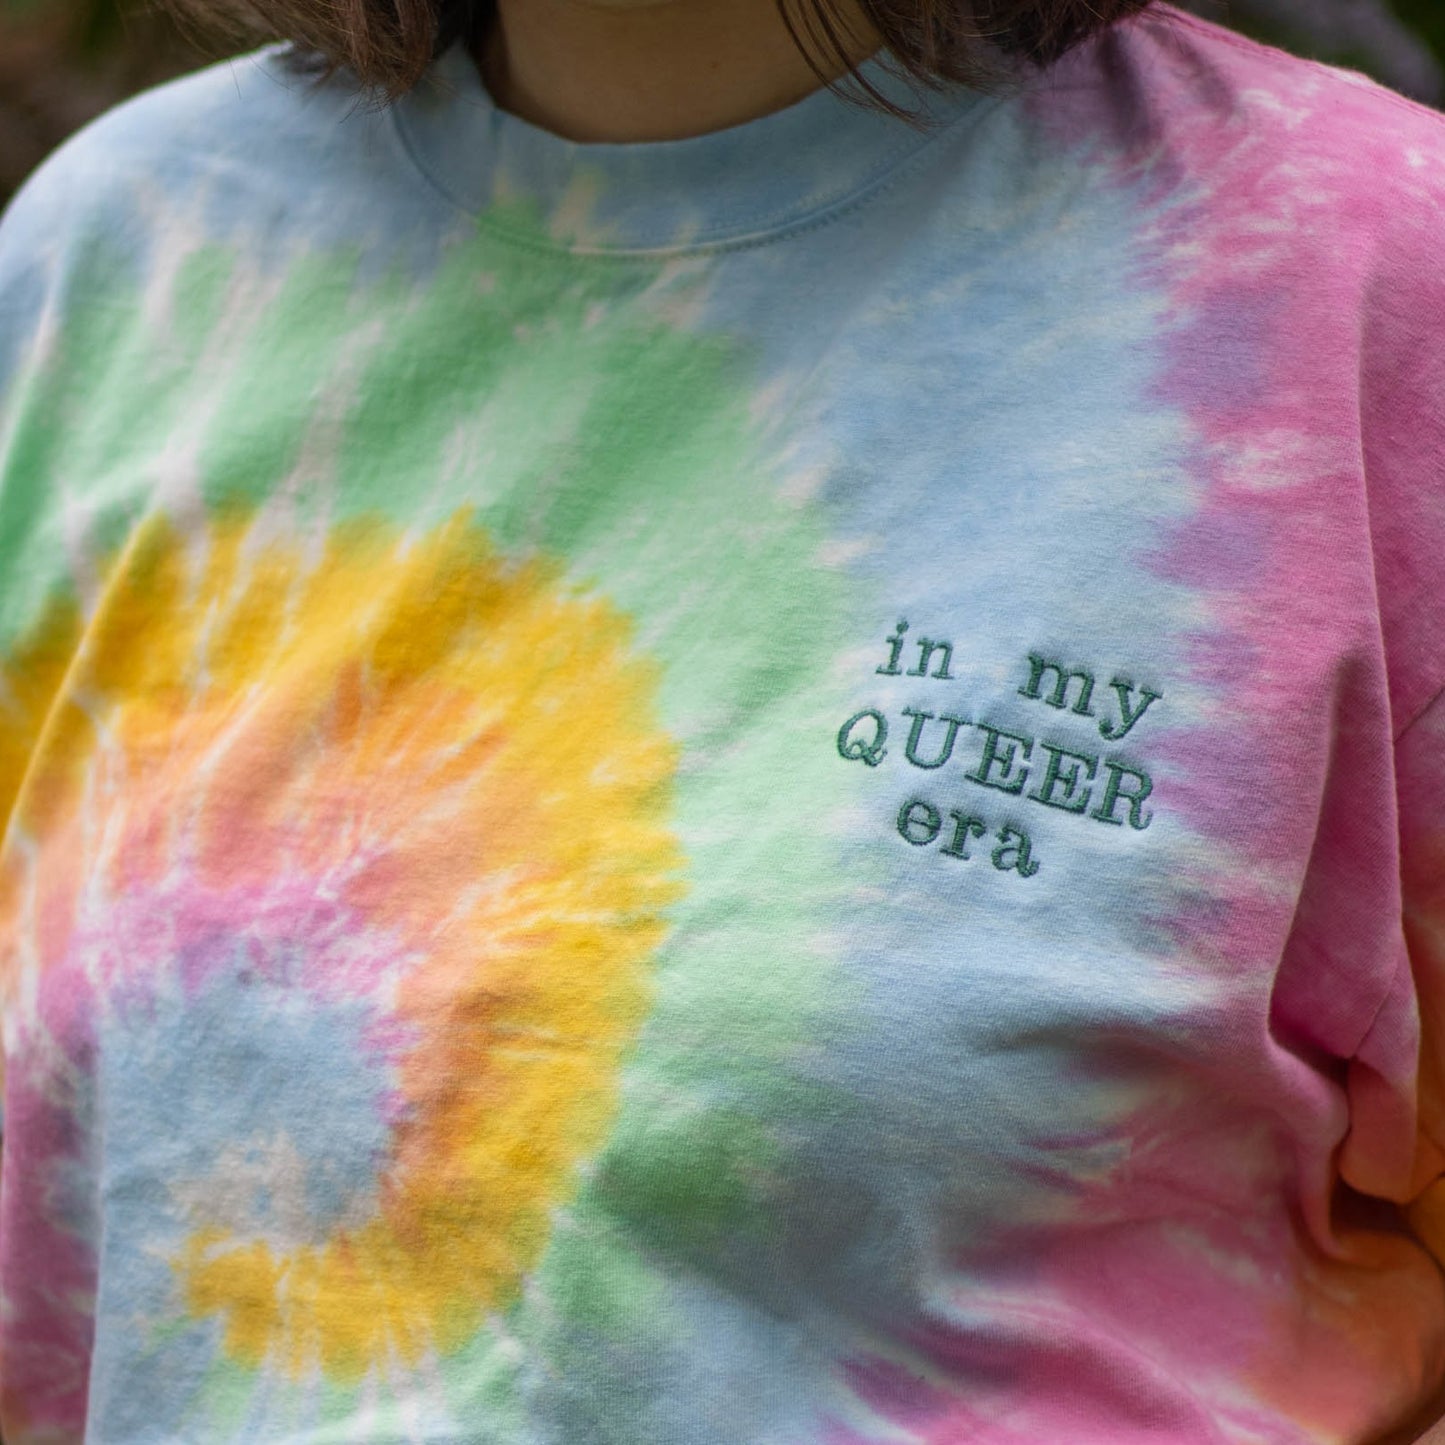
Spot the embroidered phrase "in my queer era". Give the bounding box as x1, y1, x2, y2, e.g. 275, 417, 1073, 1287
836, 622, 1163, 879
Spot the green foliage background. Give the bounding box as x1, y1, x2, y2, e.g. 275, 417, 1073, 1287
1, 0, 1444, 204
1403, 0, 1445, 57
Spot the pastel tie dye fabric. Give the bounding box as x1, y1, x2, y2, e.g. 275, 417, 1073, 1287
3, 6, 1445, 1441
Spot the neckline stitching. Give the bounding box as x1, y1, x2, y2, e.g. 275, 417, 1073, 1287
389, 80, 1000, 259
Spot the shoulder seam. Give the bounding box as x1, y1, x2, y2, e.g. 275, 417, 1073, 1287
1151, 4, 1445, 134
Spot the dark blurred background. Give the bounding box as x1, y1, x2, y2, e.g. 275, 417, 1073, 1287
1, 0, 1444, 206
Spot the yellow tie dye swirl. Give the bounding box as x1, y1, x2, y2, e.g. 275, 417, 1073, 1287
0, 504, 683, 1384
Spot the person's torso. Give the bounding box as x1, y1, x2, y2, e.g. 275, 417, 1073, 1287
3, 12, 1445, 1441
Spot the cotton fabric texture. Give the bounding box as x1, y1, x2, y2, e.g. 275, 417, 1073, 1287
1, 6, 1444, 1440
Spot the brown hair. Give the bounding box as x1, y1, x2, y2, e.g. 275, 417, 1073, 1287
161, 0, 1156, 107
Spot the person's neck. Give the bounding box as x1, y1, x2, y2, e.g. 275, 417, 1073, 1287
477, 0, 882, 144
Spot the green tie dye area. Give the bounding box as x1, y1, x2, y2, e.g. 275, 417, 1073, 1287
0, 195, 873, 1437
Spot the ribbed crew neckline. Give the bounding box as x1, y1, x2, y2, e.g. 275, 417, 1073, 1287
392, 41, 988, 256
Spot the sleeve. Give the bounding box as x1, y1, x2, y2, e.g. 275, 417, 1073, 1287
1343, 694, 1445, 1442
1339, 93, 1445, 1441
0, 99, 112, 1112
1344, 83, 1445, 1232
0, 69, 211, 845
1392, 692, 1445, 1249
0, 154, 82, 869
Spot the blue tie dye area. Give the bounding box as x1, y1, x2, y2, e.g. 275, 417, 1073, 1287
4, 8, 1445, 1443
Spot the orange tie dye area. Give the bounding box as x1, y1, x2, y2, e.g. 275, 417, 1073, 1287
0, 504, 683, 1401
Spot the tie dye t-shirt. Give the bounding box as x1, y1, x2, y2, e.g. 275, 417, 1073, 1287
3, 6, 1445, 1442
